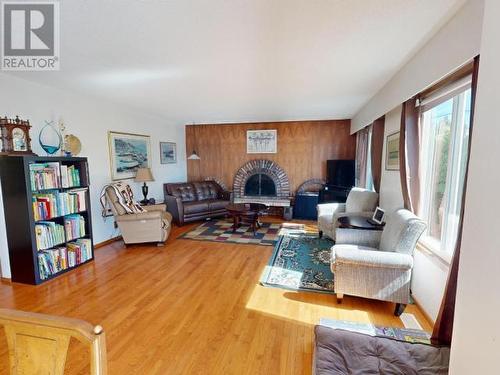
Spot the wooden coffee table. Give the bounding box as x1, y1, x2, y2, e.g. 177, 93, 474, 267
337, 215, 385, 231
226, 203, 268, 235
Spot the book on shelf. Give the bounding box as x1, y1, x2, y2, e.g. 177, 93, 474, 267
68, 188, 87, 211
37, 238, 92, 280
64, 214, 86, 241
67, 238, 92, 266
35, 221, 65, 250
38, 247, 68, 280
61, 165, 81, 188
32, 188, 88, 221
29, 162, 61, 191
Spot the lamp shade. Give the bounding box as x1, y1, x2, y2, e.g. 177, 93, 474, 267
135, 167, 154, 182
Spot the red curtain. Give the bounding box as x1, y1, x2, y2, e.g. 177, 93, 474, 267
399, 97, 420, 213
431, 56, 480, 346
370, 116, 385, 193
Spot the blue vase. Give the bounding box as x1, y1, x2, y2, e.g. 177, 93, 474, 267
39, 121, 62, 155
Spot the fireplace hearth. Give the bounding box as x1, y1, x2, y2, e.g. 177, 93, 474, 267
233, 160, 290, 206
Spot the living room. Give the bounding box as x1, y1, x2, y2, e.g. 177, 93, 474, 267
0, 0, 498, 374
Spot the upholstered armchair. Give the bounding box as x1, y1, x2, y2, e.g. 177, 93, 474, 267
331, 208, 426, 315
103, 183, 173, 245
317, 187, 379, 240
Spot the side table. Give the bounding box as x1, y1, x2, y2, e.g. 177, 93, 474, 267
337, 215, 385, 231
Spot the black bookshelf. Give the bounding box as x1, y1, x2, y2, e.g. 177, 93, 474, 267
0, 156, 94, 285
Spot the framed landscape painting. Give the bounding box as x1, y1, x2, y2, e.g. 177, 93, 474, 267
386, 131, 400, 170
108, 131, 151, 180
247, 129, 277, 154
160, 142, 177, 164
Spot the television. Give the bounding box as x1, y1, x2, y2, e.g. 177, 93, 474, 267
326, 160, 355, 188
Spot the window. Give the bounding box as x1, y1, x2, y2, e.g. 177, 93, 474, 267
419, 82, 471, 259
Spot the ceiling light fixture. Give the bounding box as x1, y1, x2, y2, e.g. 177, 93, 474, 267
187, 123, 201, 160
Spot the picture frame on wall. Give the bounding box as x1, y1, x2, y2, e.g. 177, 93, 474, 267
160, 141, 177, 164
385, 131, 400, 171
247, 129, 277, 154
108, 131, 152, 180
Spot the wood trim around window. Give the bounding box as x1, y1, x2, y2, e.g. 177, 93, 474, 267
418, 60, 474, 102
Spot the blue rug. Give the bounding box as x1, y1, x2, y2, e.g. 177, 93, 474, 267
260, 232, 335, 294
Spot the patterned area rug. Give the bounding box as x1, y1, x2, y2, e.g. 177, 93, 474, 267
178, 219, 281, 246
260, 232, 335, 294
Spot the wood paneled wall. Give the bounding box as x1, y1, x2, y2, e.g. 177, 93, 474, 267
186, 120, 355, 193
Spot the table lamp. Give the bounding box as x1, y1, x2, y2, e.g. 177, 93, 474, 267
135, 167, 154, 204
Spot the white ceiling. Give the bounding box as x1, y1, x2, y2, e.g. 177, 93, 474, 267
9, 0, 465, 124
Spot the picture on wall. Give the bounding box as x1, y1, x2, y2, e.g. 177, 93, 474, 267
386, 131, 400, 170
160, 142, 177, 164
108, 131, 151, 180
247, 129, 277, 154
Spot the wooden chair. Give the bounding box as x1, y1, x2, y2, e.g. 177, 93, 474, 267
0, 308, 107, 375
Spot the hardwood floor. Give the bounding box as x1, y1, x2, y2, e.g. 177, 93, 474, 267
0, 220, 432, 374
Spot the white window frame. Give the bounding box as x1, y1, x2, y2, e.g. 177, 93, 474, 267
418, 83, 471, 263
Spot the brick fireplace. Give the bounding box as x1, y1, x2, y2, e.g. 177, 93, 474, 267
233, 159, 291, 206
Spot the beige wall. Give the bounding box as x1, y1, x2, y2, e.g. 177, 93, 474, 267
450, 0, 500, 371
379, 106, 404, 212
352, 0, 484, 133
0, 73, 187, 278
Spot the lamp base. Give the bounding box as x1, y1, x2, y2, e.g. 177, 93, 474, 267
141, 182, 149, 204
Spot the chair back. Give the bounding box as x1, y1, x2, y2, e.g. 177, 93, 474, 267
379, 208, 426, 255
105, 185, 126, 216
0, 308, 107, 375
164, 182, 197, 202
345, 187, 378, 213
192, 181, 222, 201
103, 182, 144, 217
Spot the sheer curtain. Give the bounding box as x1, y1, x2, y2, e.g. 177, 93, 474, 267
355, 127, 370, 188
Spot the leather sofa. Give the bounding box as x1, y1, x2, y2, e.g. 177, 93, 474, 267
164, 181, 231, 225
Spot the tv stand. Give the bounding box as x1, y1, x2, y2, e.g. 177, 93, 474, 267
319, 185, 351, 203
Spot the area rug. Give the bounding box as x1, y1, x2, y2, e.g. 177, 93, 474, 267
178, 219, 281, 246
260, 232, 335, 293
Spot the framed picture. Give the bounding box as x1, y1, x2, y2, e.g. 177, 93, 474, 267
108, 131, 151, 180
160, 142, 177, 164
247, 129, 277, 154
386, 131, 400, 171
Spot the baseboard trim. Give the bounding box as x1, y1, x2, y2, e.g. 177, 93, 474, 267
94, 236, 122, 249
411, 295, 435, 328
1, 277, 12, 283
